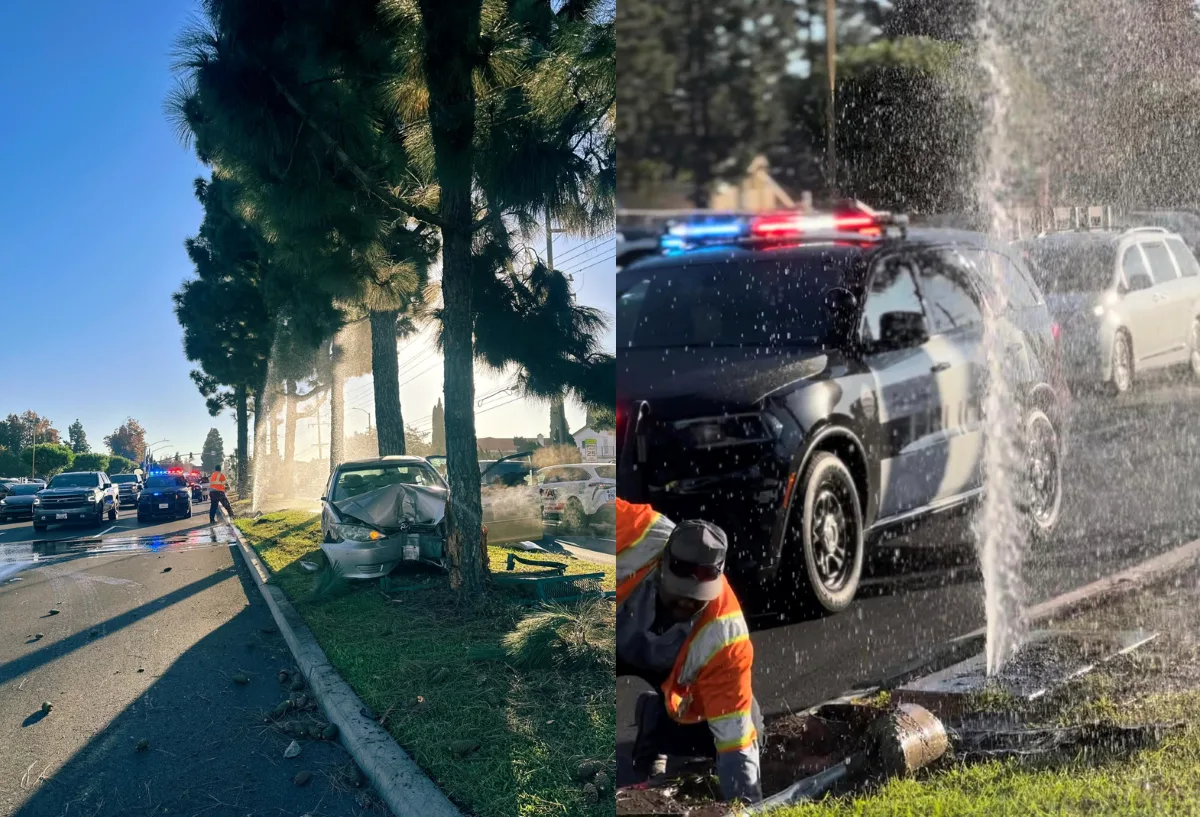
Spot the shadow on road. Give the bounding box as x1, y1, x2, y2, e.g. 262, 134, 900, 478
8, 547, 374, 817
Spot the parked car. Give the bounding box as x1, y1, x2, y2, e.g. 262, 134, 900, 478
537, 463, 616, 530
426, 453, 545, 545
1016, 226, 1200, 393
136, 474, 193, 522
618, 208, 1067, 612
321, 456, 449, 578
33, 471, 120, 531
0, 483, 42, 522
110, 473, 143, 508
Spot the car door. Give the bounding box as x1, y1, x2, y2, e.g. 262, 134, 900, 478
1118, 243, 1167, 365
1141, 239, 1191, 364
1166, 236, 1200, 345
913, 249, 990, 503
481, 452, 542, 544
859, 254, 944, 520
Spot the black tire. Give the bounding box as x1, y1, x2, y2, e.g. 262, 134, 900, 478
108, 504, 118, 522
779, 451, 864, 614
562, 497, 587, 533
137, 513, 146, 524
95, 506, 105, 527
1109, 330, 1134, 395
1020, 408, 1063, 541
33, 523, 46, 533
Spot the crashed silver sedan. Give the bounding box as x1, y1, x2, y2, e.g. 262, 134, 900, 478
319, 456, 449, 579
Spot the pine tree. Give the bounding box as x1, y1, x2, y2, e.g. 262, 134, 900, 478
67, 420, 89, 454
430, 399, 446, 456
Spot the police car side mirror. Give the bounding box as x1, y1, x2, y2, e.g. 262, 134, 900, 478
878, 310, 929, 350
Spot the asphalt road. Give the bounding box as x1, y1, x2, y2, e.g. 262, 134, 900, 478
0, 505, 382, 817
616, 378, 1200, 784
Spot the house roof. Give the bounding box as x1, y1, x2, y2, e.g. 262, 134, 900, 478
476, 437, 517, 450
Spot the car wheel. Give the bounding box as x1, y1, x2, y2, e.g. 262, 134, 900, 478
108, 505, 117, 522
1110, 331, 1134, 394
562, 497, 587, 533
1020, 408, 1063, 541
781, 451, 864, 614
95, 506, 105, 526
33, 523, 46, 532
1190, 320, 1200, 382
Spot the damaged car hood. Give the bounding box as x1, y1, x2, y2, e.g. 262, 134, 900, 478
333, 483, 447, 530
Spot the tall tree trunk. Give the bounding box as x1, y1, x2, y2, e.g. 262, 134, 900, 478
418, 0, 487, 597
329, 341, 345, 473
269, 386, 280, 457
370, 309, 406, 456
550, 397, 570, 444
284, 379, 297, 496
252, 384, 267, 503
235, 384, 250, 498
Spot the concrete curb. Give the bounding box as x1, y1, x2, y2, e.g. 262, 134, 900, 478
852, 535, 1200, 698
222, 511, 463, 817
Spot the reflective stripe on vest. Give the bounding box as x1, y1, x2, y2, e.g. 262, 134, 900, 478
708, 708, 756, 753
678, 611, 750, 686
616, 500, 675, 606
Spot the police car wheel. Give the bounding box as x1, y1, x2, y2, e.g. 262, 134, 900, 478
785, 451, 864, 614
1021, 409, 1063, 541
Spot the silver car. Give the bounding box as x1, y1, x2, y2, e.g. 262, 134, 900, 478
320, 456, 449, 579
1018, 226, 1200, 393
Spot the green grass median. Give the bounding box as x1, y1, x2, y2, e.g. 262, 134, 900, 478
235, 511, 615, 817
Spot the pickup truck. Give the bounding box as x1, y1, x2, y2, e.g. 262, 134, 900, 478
32, 471, 120, 531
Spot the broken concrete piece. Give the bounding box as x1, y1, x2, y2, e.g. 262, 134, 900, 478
232, 673, 249, 685
867, 704, 948, 777
294, 770, 312, 786
284, 740, 301, 758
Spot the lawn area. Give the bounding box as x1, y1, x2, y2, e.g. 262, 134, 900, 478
772, 691, 1200, 817
235, 511, 615, 817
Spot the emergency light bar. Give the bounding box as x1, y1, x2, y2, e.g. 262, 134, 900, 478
657, 204, 907, 252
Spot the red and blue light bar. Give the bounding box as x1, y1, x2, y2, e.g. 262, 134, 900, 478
659, 203, 906, 252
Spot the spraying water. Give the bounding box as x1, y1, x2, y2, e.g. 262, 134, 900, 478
974, 8, 1029, 675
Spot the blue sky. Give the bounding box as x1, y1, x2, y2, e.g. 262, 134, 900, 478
0, 1, 613, 465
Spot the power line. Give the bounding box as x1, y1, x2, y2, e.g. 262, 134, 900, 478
554, 231, 615, 267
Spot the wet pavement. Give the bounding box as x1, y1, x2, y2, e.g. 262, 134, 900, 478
616, 381, 1200, 784
0, 511, 382, 817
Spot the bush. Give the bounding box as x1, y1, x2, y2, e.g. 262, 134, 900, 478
20, 444, 74, 479
73, 452, 110, 472
107, 455, 137, 474
0, 446, 22, 478
531, 444, 582, 469
502, 598, 615, 672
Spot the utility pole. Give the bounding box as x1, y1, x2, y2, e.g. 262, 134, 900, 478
546, 204, 569, 446
315, 392, 325, 460
825, 0, 837, 194
30, 424, 36, 480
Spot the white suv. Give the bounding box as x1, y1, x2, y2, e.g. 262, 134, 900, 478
537, 463, 616, 528
1018, 226, 1200, 393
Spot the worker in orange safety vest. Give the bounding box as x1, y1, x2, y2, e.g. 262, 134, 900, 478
616, 499, 763, 803
206, 466, 232, 523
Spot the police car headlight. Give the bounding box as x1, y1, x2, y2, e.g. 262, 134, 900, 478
673, 412, 783, 449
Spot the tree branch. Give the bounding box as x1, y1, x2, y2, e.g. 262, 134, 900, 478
268, 75, 446, 230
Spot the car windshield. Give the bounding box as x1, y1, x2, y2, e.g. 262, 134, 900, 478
111, 475, 138, 483
332, 463, 444, 501
8, 484, 40, 496
48, 474, 100, 488
1018, 239, 1118, 293
145, 476, 186, 488
617, 252, 861, 348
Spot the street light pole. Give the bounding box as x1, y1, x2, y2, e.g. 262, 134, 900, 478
350, 407, 372, 432
825, 0, 837, 194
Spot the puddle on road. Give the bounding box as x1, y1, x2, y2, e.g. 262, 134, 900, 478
0, 525, 239, 580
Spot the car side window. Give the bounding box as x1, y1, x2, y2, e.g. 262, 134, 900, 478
1167, 238, 1200, 278
915, 254, 984, 334
563, 467, 591, 482
988, 251, 1041, 308
1142, 242, 1179, 282
1123, 245, 1153, 284
861, 258, 925, 346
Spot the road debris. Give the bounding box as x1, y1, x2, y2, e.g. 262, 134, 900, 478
40, 701, 52, 714
231, 672, 249, 685
284, 740, 301, 758
47, 609, 59, 616
136, 738, 149, 752
299, 560, 319, 572
162, 567, 171, 573
321, 723, 339, 741
294, 770, 312, 786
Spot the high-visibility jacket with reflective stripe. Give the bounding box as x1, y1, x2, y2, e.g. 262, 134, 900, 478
663, 577, 756, 753
616, 499, 674, 606
209, 472, 228, 492
616, 500, 756, 755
